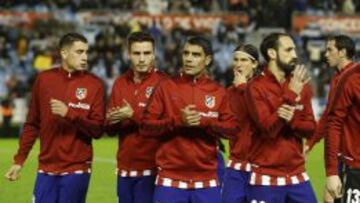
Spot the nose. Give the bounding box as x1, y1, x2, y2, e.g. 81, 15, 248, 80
139, 53, 145, 62
184, 54, 193, 63
83, 53, 88, 61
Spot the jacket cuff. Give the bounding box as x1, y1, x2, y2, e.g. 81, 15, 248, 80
65, 108, 78, 122
326, 166, 339, 177
173, 116, 183, 129
200, 116, 213, 128
283, 88, 298, 105
289, 110, 301, 128
130, 112, 140, 124
14, 156, 25, 166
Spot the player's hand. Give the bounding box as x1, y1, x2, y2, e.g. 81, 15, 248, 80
277, 104, 295, 122
232, 69, 247, 86
181, 105, 201, 126
106, 99, 134, 124
5, 164, 22, 181
288, 65, 311, 95
50, 99, 68, 117
326, 175, 342, 199
324, 187, 335, 203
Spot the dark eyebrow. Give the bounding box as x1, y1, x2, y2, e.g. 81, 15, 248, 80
192, 52, 201, 56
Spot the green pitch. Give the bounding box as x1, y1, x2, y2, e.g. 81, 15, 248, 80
0, 138, 325, 202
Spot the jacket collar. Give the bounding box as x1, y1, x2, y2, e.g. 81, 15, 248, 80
178, 69, 211, 84
338, 61, 357, 75
58, 67, 85, 78
125, 67, 157, 83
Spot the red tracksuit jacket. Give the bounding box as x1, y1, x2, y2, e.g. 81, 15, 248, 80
227, 84, 254, 166
306, 82, 336, 150
141, 74, 237, 182
245, 68, 315, 176
14, 67, 105, 173
105, 69, 166, 171
326, 63, 360, 176
307, 63, 357, 150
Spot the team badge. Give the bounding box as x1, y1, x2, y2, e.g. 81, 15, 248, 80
145, 86, 154, 98
76, 88, 87, 100
205, 95, 216, 109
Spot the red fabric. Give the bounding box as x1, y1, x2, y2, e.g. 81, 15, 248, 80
227, 83, 255, 164
326, 63, 360, 176
245, 68, 315, 176
105, 68, 167, 171
306, 63, 355, 150
14, 67, 105, 173
141, 74, 238, 181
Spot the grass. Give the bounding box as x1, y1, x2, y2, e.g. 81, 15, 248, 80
0, 137, 325, 202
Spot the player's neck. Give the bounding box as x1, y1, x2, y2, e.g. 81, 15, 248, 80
62, 62, 74, 73
337, 59, 353, 72
133, 71, 147, 84
268, 61, 286, 83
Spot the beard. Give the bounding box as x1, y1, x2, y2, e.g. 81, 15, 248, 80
277, 57, 298, 76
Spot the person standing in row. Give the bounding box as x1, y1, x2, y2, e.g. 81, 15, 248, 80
245, 33, 317, 203
141, 36, 237, 203
305, 35, 358, 203
105, 31, 167, 203
5, 33, 105, 203
222, 43, 260, 203
324, 35, 360, 203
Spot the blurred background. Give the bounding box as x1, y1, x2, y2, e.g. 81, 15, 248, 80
0, 0, 359, 202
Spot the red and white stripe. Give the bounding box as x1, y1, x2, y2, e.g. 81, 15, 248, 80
227, 160, 252, 172
249, 172, 309, 186
155, 176, 219, 189
38, 169, 91, 176
116, 168, 157, 177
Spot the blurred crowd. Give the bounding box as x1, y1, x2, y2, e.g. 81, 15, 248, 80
0, 0, 359, 125
1, 0, 359, 30
1, 0, 360, 15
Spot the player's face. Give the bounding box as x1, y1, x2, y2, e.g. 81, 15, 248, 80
61, 41, 88, 72
325, 40, 341, 69
129, 41, 155, 74
182, 43, 211, 77
232, 51, 257, 79
276, 36, 298, 74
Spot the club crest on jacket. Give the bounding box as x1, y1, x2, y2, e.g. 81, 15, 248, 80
145, 86, 154, 98
205, 95, 215, 108
76, 88, 87, 100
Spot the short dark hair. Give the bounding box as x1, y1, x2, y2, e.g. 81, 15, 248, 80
260, 33, 290, 62
186, 36, 213, 56
59, 33, 87, 49
234, 43, 259, 61
127, 31, 155, 50
327, 35, 355, 59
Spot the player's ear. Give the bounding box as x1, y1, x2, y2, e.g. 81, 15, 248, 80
339, 48, 347, 59
252, 60, 258, 69
205, 55, 212, 66
60, 48, 68, 60
268, 48, 276, 60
